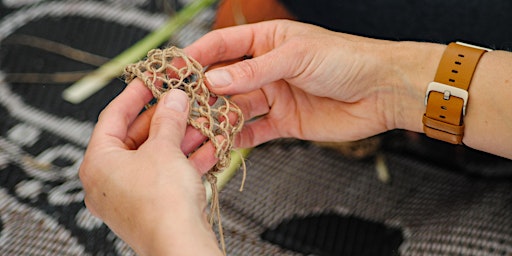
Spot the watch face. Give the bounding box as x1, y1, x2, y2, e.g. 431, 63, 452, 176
0, 1, 212, 254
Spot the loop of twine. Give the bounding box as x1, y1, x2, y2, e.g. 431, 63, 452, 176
124, 46, 245, 254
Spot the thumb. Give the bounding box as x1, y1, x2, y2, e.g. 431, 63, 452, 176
148, 89, 189, 147
204, 46, 298, 95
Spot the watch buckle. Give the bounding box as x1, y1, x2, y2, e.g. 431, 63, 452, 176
424, 82, 469, 116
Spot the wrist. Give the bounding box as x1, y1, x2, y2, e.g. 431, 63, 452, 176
383, 41, 446, 133
135, 207, 222, 256
147, 216, 221, 256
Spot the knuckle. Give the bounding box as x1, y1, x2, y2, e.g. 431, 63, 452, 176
152, 114, 182, 131
78, 162, 90, 185
78, 159, 99, 192
215, 34, 229, 60
97, 108, 109, 121
234, 59, 259, 80
83, 196, 101, 218
148, 113, 186, 145
203, 30, 229, 61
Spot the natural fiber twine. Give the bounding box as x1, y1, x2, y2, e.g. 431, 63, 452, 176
124, 46, 244, 254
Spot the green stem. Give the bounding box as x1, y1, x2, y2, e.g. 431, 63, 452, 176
62, 0, 217, 104
205, 148, 253, 202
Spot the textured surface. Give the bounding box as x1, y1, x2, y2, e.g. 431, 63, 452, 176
0, 1, 213, 255
220, 138, 512, 255
1, 1, 512, 255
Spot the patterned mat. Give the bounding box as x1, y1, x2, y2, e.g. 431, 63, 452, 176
220, 138, 512, 255
0, 1, 213, 255
1, 1, 512, 255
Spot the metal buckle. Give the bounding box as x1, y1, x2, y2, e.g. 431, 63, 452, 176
424, 82, 469, 116
455, 41, 493, 52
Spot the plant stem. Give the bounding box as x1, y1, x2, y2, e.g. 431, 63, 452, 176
62, 0, 216, 104
205, 148, 253, 202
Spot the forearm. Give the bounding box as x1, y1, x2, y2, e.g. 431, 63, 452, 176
387, 41, 512, 159
463, 50, 512, 159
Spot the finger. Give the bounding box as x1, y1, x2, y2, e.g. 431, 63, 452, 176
124, 102, 206, 152
235, 117, 280, 148
184, 21, 306, 95
184, 23, 269, 66
181, 117, 208, 155
123, 106, 155, 149
189, 135, 225, 175
230, 89, 271, 120
123, 74, 171, 149
90, 79, 154, 148
203, 45, 303, 95
205, 58, 244, 71
147, 89, 189, 147
182, 96, 244, 154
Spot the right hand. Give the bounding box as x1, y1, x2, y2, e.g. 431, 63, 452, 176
79, 82, 222, 255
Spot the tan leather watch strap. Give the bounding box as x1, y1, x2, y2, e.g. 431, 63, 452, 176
423, 42, 490, 144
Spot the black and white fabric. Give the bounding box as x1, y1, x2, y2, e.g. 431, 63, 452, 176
218, 137, 512, 255
0, 1, 213, 255
1, 1, 511, 255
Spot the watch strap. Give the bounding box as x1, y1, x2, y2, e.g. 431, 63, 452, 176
423, 42, 489, 144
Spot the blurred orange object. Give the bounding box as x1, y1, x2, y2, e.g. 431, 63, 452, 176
213, 0, 295, 29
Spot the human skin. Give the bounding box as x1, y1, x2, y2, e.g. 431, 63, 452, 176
79, 19, 512, 256
185, 20, 512, 159
79, 85, 223, 255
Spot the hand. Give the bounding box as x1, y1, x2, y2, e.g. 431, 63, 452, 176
187, 20, 512, 159
185, 20, 401, 148
79, 80, 222, 255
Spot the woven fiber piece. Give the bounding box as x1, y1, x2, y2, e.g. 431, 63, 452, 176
124, 47, 244, 173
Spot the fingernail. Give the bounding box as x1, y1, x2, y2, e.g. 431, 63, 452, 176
164, 89, 188, 112
205, 69, 232, 88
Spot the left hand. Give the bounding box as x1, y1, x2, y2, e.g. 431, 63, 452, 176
79, 79, 222, 255
185, 20, 400, 148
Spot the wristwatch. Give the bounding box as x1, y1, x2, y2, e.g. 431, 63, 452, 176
423, 42, 491, 144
